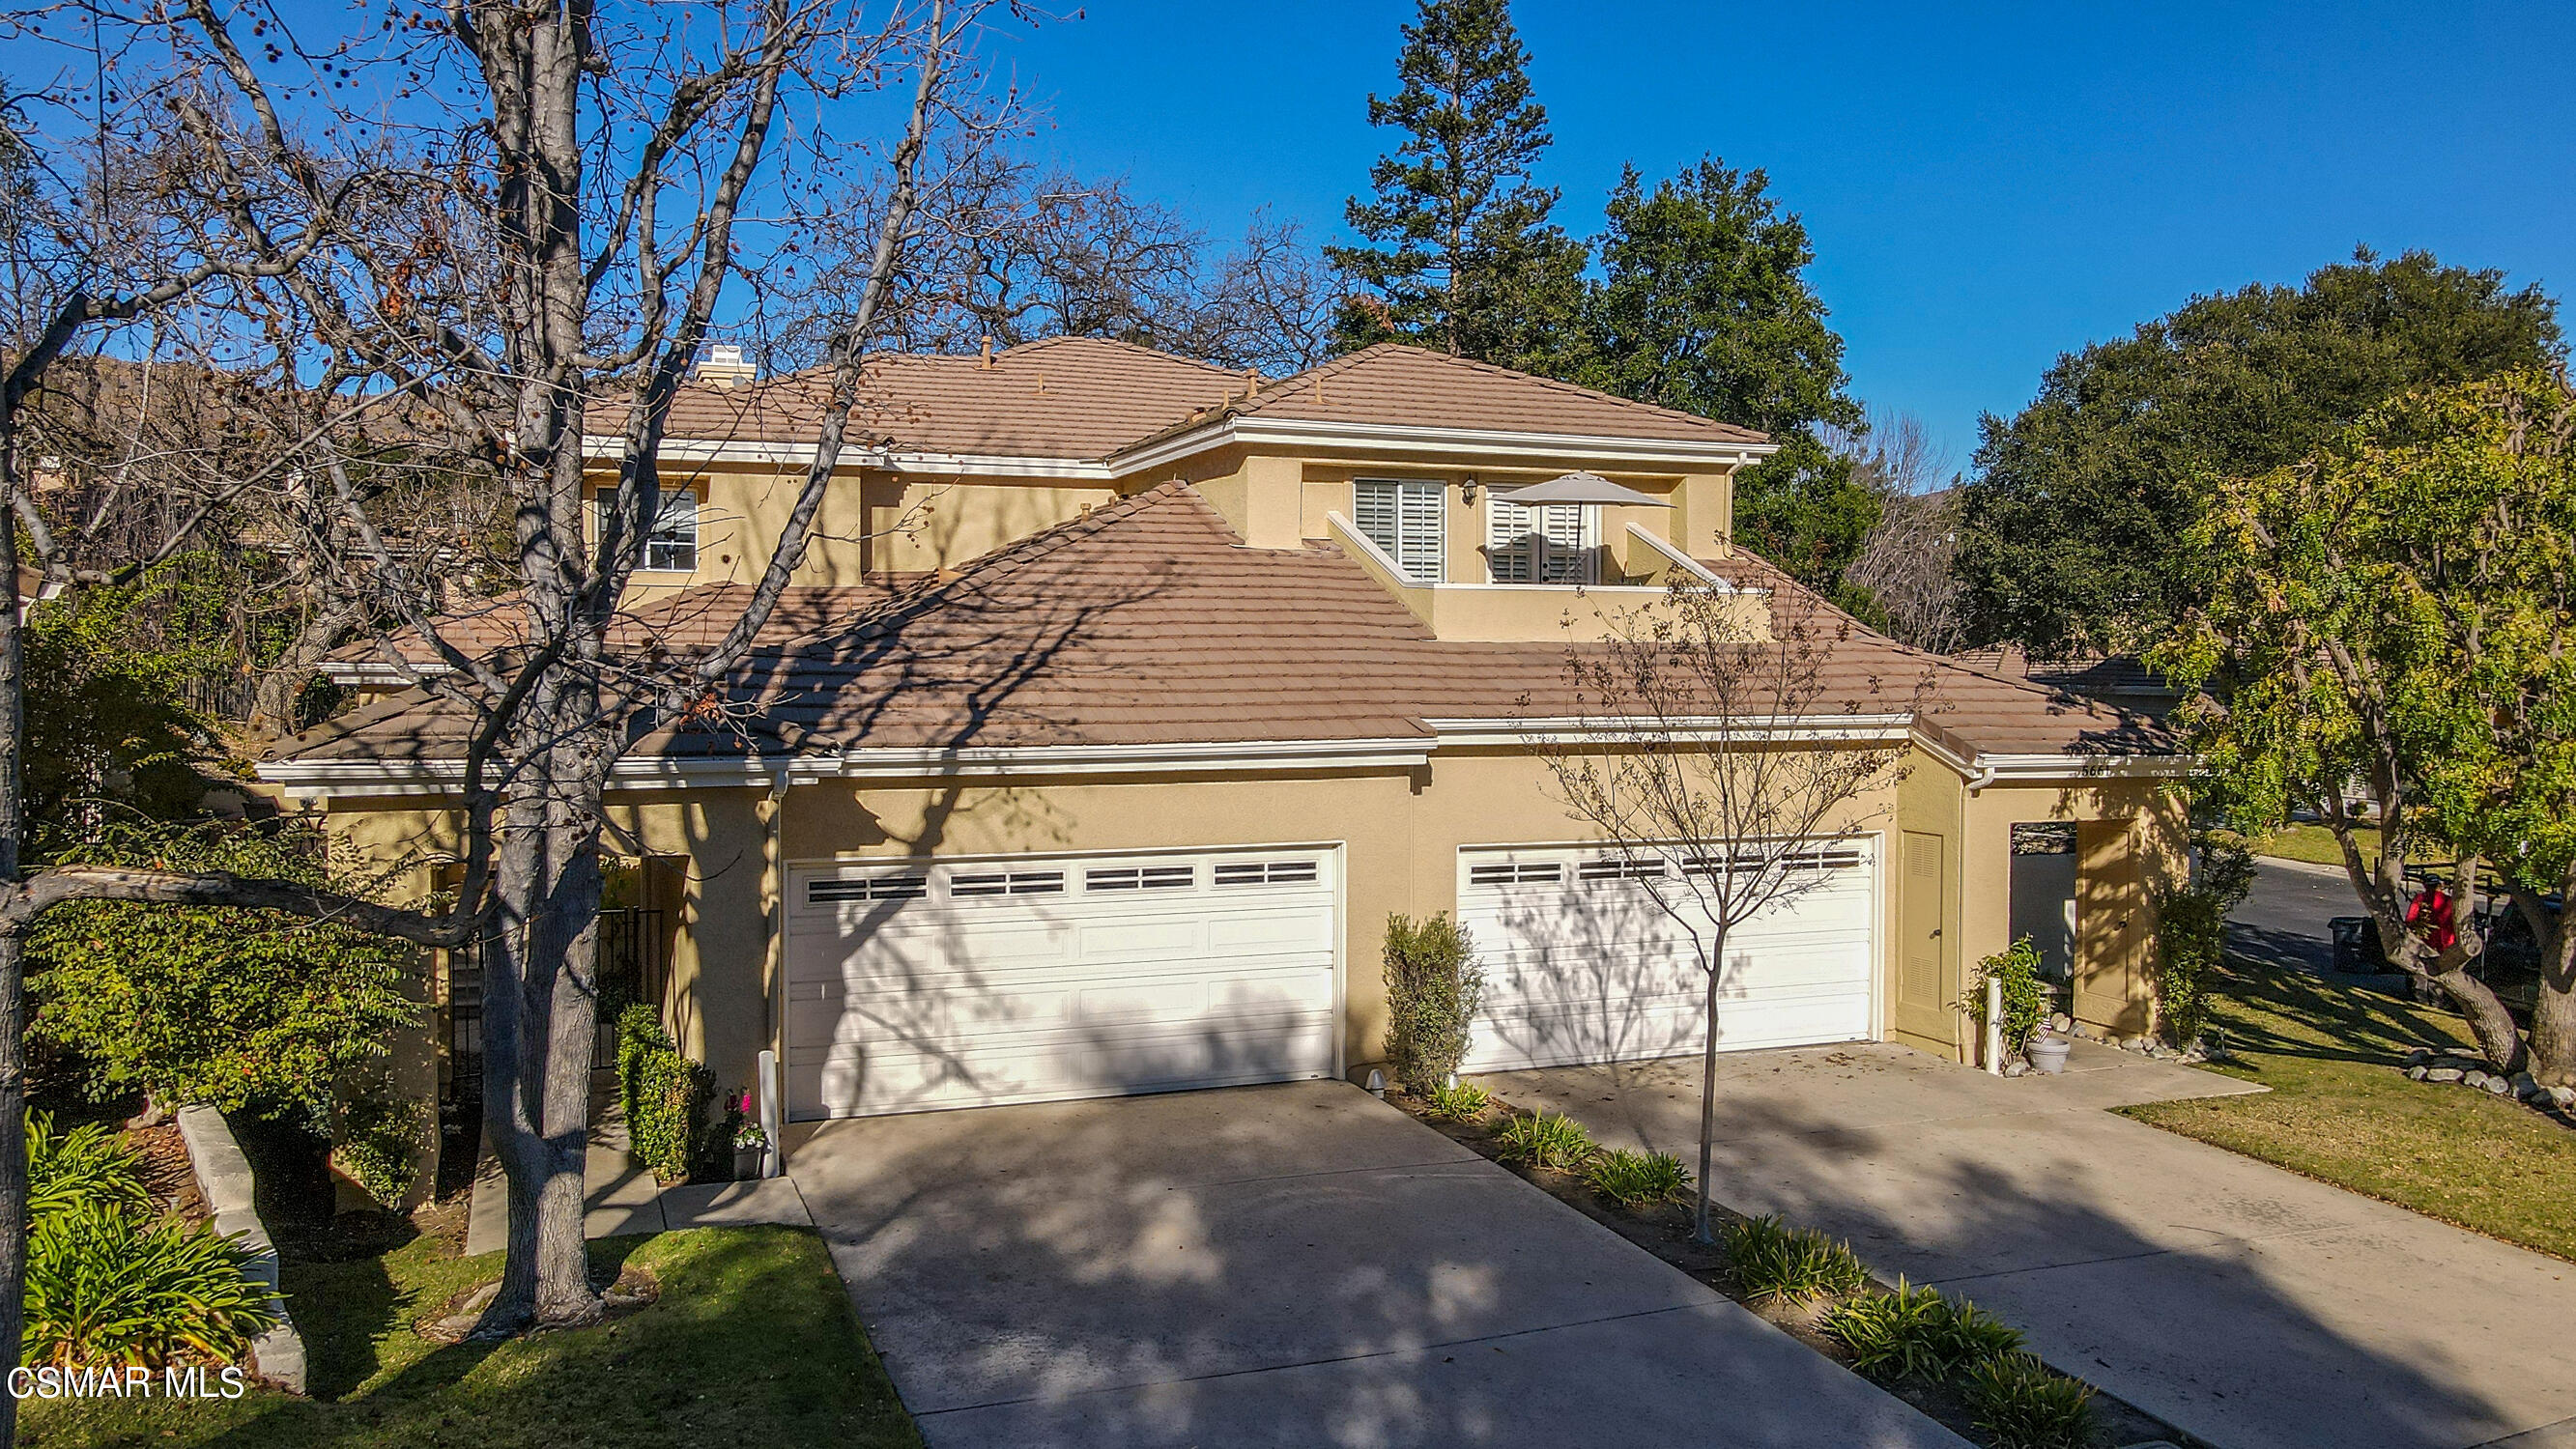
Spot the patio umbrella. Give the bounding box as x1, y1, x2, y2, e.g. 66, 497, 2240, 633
1489, 471, 1675, 508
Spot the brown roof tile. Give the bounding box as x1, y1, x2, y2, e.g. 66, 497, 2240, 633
639, 337, 1247, 459
325, 582, 921, 677
281, 485, 2165, 768
1114, 344, 1772, 457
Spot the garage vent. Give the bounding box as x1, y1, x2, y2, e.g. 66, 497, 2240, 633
1469, 861, 1564, 887
1681, 847, 1865, 877
1085, 865, 1196, 892
949, 869, 1066, 897
808, 873, 930, 903
1213, 858, 1320, 888
1578, 856, 1669, 883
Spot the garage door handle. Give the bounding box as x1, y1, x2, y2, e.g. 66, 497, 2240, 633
1929, 928, 1941, 938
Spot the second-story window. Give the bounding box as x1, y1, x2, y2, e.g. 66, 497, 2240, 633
598, 484, 700, 573
1487, 499, 1592, 583
1354, 478, 1444, 582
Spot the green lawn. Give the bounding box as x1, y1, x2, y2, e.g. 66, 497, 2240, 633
2122, 958, 2576, 1263
2251, 821, 2447, 871
21, 1226, 922, 1449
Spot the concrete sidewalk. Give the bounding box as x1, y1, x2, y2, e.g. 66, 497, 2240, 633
462, 1094, 812, 1255
791, 1080, 1968, 1449
1489, 1040, 2576, 1449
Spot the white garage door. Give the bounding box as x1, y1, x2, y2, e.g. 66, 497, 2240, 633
1456, 840, 1876, 1073
785, 847, 1339, 1120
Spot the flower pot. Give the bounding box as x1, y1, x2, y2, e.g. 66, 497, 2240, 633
733, 1144, 766, 1180
2028, 1037, 2073, 1076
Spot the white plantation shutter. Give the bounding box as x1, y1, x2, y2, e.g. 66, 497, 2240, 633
1355, 479, 1445, 583
1540, 503, 1590, 582
1487, 498, 1589, 583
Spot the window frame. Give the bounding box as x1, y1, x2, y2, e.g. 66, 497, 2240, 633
1352, 477, 1446, 583
596, 483, 701, 575
1486, 497, 1595, 584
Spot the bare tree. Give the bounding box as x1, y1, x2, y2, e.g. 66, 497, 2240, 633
1193, 213, 1341, 376
1527, 585, 1917, 1239
1834, 408, 1966, 652
0, 0, 1016, 1397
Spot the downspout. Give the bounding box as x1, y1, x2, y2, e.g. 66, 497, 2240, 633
757, 766, 790, 1171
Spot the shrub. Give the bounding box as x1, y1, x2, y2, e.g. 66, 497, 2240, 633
1962, 1351, 2100, 1449
1822, 1280, 2026, 1381
1423, 1081, 1492, 1122
1966, 936, 2049, 1062
19, 1113, 279, 1370
26, 817, 418, 1134
618, 1005, 711, 1184
2151, 832, 2255, 1048
28, 1114, 152, 1221
1383, 913, 1484, 1096
1723, 1214, 1870, 1304
332, 1092, 422, 1210
1489, 1110, 1595, 1172
1585, 1149, 1692, 1208
22, 1198, 280, 1369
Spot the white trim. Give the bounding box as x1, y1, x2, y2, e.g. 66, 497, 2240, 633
1623, 524, 1742, 590
1429, 715, 1919, 749
583, 434, 1120, 479
255, 754, 783, 801
1111, 415, 1779, 477
814, 737, 1432, 782
318, 661, 442, 685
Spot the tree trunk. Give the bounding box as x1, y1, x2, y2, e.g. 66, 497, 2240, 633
1692, 928, 1726, 1244
472, 727, 611, 1335
2530, 919, 2576, 1089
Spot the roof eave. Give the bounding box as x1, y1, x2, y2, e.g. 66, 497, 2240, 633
1108, 416, 1780, 477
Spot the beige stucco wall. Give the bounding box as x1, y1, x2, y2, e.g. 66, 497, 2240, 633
593, 463, 1115, 599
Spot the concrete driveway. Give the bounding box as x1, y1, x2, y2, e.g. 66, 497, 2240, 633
1489, 1041, 2576, 1449
788, 1081, 1964, 1449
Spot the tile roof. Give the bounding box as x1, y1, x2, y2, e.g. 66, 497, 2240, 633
323, 582, 920, 678
1114, 344, 1773, 457
639, 338, 1770, 464
279, 484, 2166, 769
639, 337, 1250, 460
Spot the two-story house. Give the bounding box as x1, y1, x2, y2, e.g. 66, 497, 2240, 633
270, 337, 2179, 1139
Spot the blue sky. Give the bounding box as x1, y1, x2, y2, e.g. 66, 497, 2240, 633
985, 1, 2576, 471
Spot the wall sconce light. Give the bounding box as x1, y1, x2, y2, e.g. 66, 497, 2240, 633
1461, 476, 1479, 506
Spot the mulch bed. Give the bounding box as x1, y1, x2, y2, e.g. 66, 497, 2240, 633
1391, 1089, 2200, 1449
126, 1119, 210, 1226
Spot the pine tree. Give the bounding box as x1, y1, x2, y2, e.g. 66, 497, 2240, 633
1330, 0, 1586, 370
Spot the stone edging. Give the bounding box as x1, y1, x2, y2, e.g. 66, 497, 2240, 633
172, 1106, 308, 1395
2400, 1050, 2576, 1120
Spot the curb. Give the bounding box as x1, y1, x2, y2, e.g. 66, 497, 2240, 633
174, 1106, 309, 1395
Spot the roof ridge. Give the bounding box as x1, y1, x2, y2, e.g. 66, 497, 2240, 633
1002, 334, 1245, 379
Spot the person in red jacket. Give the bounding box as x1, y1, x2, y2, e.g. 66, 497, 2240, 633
2406, 878, 2459, 954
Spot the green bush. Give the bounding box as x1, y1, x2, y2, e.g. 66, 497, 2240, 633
19, 1114, 279, 1370
617, 1005, 711, 1184
1585, 1149, 1692, 1208
1967, 936, 2050, 1062
1382, 913, 1484, 1096
23, 1199, 280, 1369
1723, 1214, 1871, 1304
1423, 1081, 1492, 1122
1822, 1280, 2026, 1382
332, 1092, 422, 1210
1490, 1110, 1595, 1172
1962, 1351, 2100, 1449
2151, 832, 2256, 1048
27, 1113, 152, 1221
27, 817, 418, 1135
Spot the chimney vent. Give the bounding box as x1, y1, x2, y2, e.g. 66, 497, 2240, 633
693, 343, 758, 389
979, 335, 994, 369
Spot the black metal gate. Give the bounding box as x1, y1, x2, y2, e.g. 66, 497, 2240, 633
447, 908, 663, 1097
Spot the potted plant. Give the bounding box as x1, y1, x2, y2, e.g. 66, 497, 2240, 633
2028, 1034, 2073, 1075
730, 1092, 768, 1179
